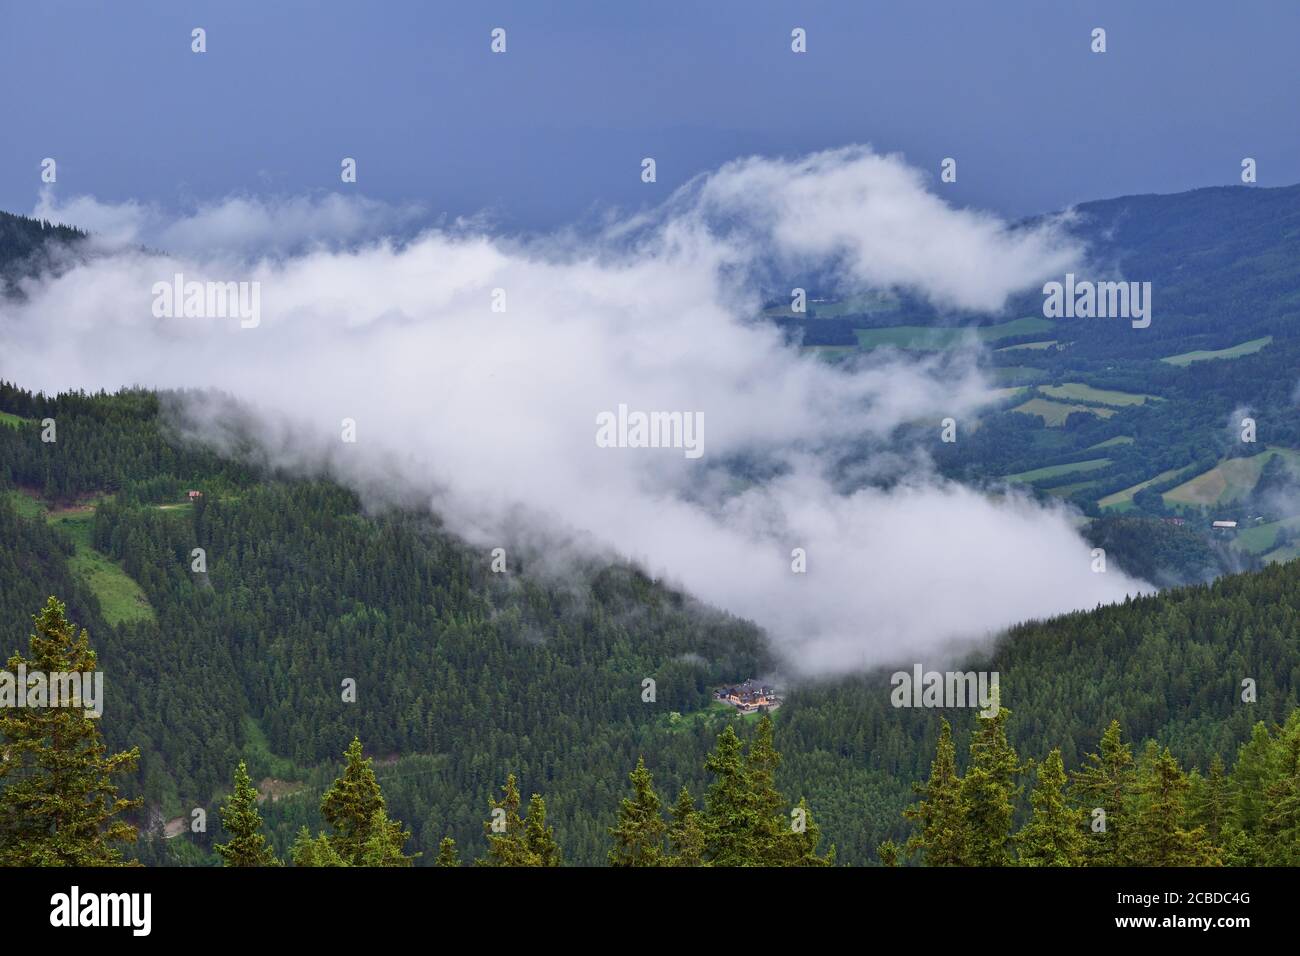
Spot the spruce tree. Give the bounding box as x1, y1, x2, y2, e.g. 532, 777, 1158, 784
666, 786, 707, 867
435, 835, 460, 867
1016, 749, 1083, 866
318, 737, 414, 865
1129, 745, 1216, 866
784, 796, 835, 866
1070, 719, 1135, 865
702, 724, 762, 865
608, 756, 666, 866
214, 760, 279, 866
960, 705, 1021, 866
523, 793, 562, 866
0, 597, 141, 866
480, 774, 560, 866
291, 826, 348, 867
903, 718, 969, 865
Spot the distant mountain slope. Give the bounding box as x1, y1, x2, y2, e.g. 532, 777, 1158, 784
1025, 183, 1300, 357
0, 210, 87, 297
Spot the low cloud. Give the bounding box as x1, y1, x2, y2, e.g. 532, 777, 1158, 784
2, 146, 1145, 676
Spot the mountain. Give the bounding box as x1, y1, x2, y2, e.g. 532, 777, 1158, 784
3, 185, 1300, 865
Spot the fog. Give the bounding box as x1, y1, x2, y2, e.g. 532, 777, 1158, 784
2, 146, 1148, 675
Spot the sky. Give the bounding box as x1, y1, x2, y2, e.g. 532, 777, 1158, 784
4, 0, 1300, 231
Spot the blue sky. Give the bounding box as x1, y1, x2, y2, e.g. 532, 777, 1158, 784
3, 0, 1299, 230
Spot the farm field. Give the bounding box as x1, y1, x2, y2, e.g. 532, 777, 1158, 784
48, 509, 156, 626
1039, 383, 1160, 406
1161, 336, 1273, 366
1236, 515, 1300, 555
1098, 466, 1190, 511
1046, 479, 1102, 497
1163, 448, 1300, 508
996, 340, 1057, 352
1087, 436, 1135, 450
1005, 457, 1112, 483
1011, 397, 1116, 427
854, 316, 1053, 350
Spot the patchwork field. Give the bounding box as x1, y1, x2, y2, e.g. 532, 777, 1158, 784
1039, 383, 1160, 406
1046, 479, 1103, 498
1163, 448, 1300, 508
1087, 435, 1135, 450
996, 340, 1058, 352
1005, 457, 1112, 483
1236, 515, 1300, 555
854, 316, 1053, 350
1161, 336, 1273, 366
1011, 397, 1116, 427
1098, 466, 1190, 511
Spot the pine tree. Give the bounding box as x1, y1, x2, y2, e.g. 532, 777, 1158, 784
702, 724, 762, 865
479, 773, 529, 866
745, 715, 794, 864
784, 796, 835, 866
876, 840, 900, 867
435, 836, 460, 867
666, 786, 707, 867
317, 737, 414, 866
608, 756, 666, 866
960, 705, 1021, 866
1126, 743, 1217, 866
478, 773, 560, 866
903, 718, 969, 865
359, 808, 416, 866
0, 597, 141, 866
291, 826, 348, 867
1070, 719, 1135, 865
1190, 754, 1230, 849
1016, 749, 1083, 866
1256, 712, 1300, 865
523, 793, 562, 866
214, 760, 279, 866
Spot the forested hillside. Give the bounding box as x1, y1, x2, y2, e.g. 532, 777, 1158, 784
4, 382, 1300, 864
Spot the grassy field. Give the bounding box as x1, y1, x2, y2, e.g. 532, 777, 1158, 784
1262, 543, 1300, 565
5, 489, 46, 518
1098, 466, 1190, 511
0, 410, 27, 429
996, 340, 1057, 352
1161, 336, 1273, 366
1046, 479, 1103, 497
1006, 458, 1112, 483
1011, 397, 1116, 427
48, 509, 155, 626
1087, 435, 1135, 450
1039, 383, 1160, 406
854, 316, 1053, 350
1237, 515, 1300, 555
1163, 448, 1300, 508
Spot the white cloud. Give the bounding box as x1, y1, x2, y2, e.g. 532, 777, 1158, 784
2, 146, 1143, 676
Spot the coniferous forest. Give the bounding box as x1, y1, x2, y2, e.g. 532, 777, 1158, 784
3, 382, 1300, 867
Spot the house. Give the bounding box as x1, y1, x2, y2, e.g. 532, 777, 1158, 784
1162, 517, 1186, 527
187, 490, 203, 500
715, 678, 783, 714
1212, 520, 1238, 531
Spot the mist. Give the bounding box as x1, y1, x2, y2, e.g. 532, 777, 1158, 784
1, 146, 1148, 676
